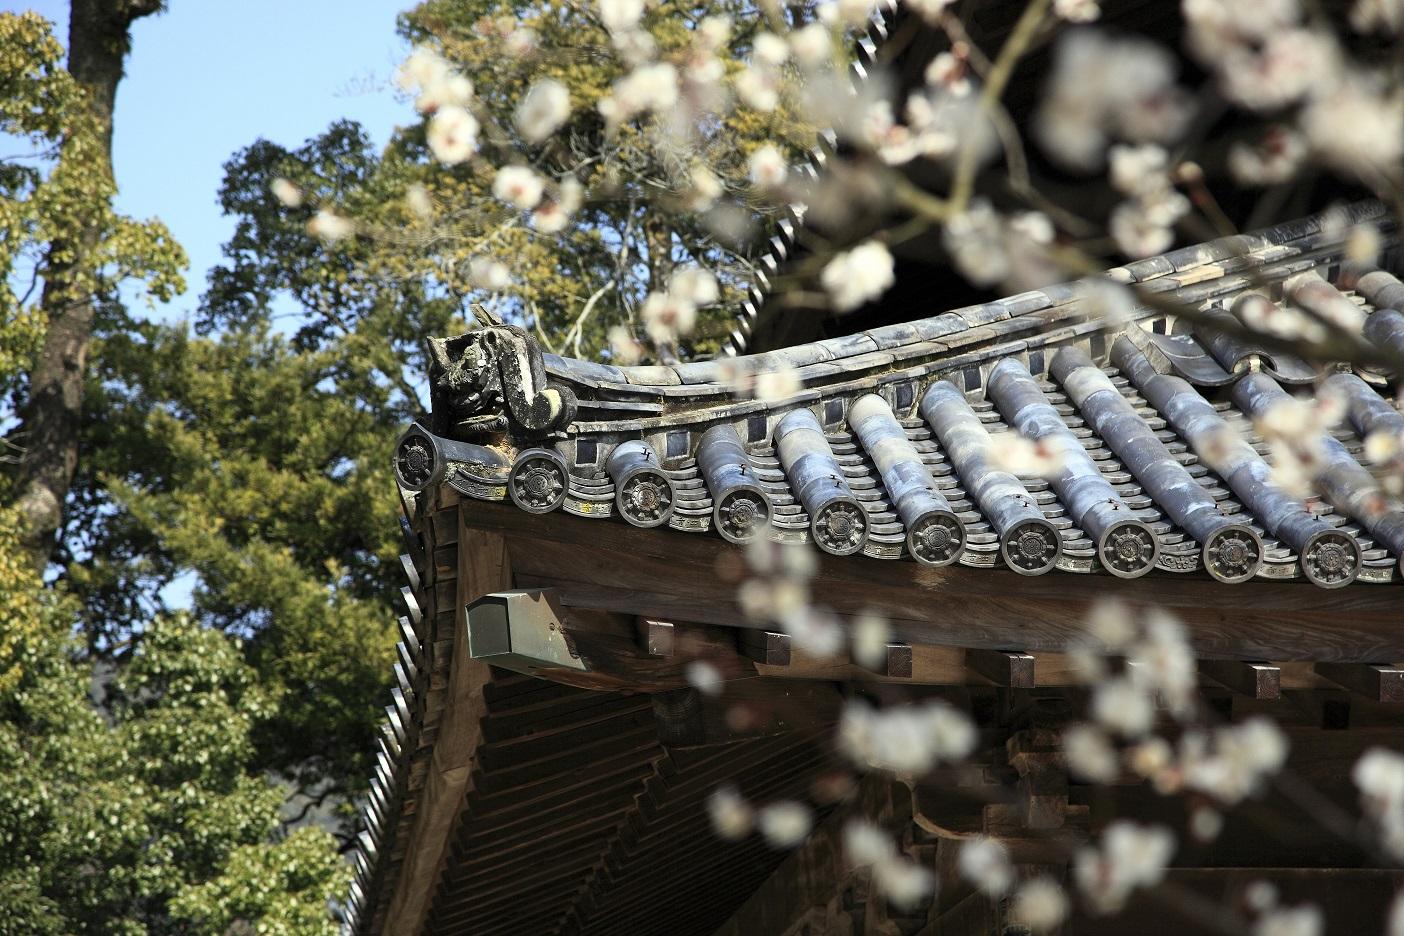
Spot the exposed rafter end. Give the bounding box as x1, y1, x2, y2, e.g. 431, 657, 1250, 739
1199, 660, 1282, 700
967, 649, 1036, 688
1315, 662, 1404, 702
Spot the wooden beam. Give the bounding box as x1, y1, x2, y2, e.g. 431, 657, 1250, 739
382, 509, 505, 936
466, 500, 1404, 663
1199, 660, 1281, 700
1314, 662, 1404, 702
638, 619, 675, 658
710, 775, 915, 936
740, 630, 791, 666
967, 649, 1036, 688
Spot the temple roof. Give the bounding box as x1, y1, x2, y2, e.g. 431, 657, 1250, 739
395, 201, 1404, 590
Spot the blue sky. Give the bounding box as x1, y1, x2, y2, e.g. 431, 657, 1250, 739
13, 0, 414, 321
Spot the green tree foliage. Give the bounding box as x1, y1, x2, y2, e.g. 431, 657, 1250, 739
0, 511, 346, 935
63, 0, 822, 832
0, 12, 347, 932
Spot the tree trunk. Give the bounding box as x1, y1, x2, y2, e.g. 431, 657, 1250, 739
10, 0, 165, 567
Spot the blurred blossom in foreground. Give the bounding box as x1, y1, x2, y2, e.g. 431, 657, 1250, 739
708, 784, 754, 840
958, 836, 1014, 897
842, 820, 934, 907
838, 699, 976, 774
1011, 878, 1069, 933
515, 79, 572, 144
820, 241, 895, 312
1074, 821, 1175, 913
758, 800, 813, 848
270, 177, 302, 208
307, 209, 353, 244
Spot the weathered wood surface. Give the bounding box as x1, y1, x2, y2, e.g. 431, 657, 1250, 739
461, 500, 1404, 663
383, 510, 505, 936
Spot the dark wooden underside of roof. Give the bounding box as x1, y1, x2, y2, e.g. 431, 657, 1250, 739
353, 489, 1404, 936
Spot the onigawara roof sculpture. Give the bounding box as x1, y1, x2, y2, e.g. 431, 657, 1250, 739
394, 200, 1400, 590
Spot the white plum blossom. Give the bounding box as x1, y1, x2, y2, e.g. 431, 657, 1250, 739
1179, 718, 1289, 804
270, 177, 302, 208
1011, 878, 1069, 933
1299, 75, 1404, 177
1074, 821, 1176, 913
735, 65, 781, 112
686, 165, 724, 210
904, 0, 956, 23
780, 608, 844, 658
492, 166, 546, 210
685, 660, 723, 696
426, 105, 479, 165
641, 290, 698, 345
835, 0, 879, 26
755, 367, 801, 404
987, 432, 1066, 478
405, 183, 433, 219
1352, 0, 1404, 31
708, 785, 754, 840
1064, 723, 1120, 782
1055, 0, 1101, 21
1091, 677, 1155, 738
608, 325, 644, 365
842, 820, 934, 907
468, 256, 512, 291
958, 836, 1014, 897
758, 800, 813, 848
598, 0, 644, 33
399, 46, 473, 115
1035, 30, 1193, 171
697, 15, 731, 49
1354, 747, 1404, 813
504, 27, 538, 58
838, 699, 977, 774
531, 177, 584, 233
1190, 806, 1224, 841
515, 79, 571, 144
943, 201, 1010, 286
1229, 127, 1308, 186
1110, 197, 1181, 258
748, 145, 788, 189
851, 611, 891, 671
752, 32, 789, 67
602, 62, 679, 123
1253, 905, 1323, 936
789, 23, 832, 68
1219, 29, 1336, 111
925, 51, 970, 96
307, 209, 353, 243
669, 267, 719, 307
820, 241, 895, 313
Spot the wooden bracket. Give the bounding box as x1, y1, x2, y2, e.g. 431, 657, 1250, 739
1315, 662, 1404, 702
740, 630, 792, 667
1199, 660, 1281, 700
967, 650, 1036, 688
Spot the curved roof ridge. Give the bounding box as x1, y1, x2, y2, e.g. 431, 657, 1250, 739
551, 199, 1390, 395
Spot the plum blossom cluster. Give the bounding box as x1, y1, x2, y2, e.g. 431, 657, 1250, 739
1253, 381, 1347, 500
1353, 747, 1404, 859
737, 537, 843, 657
1106, 144, 1190, 258
706, 785, 814, 849
1073, 820, 1176, 914
843, 820, 935, 908
837, 698, 977, 775
941, 201, 1057, 290
1184, 0, 1404, 179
